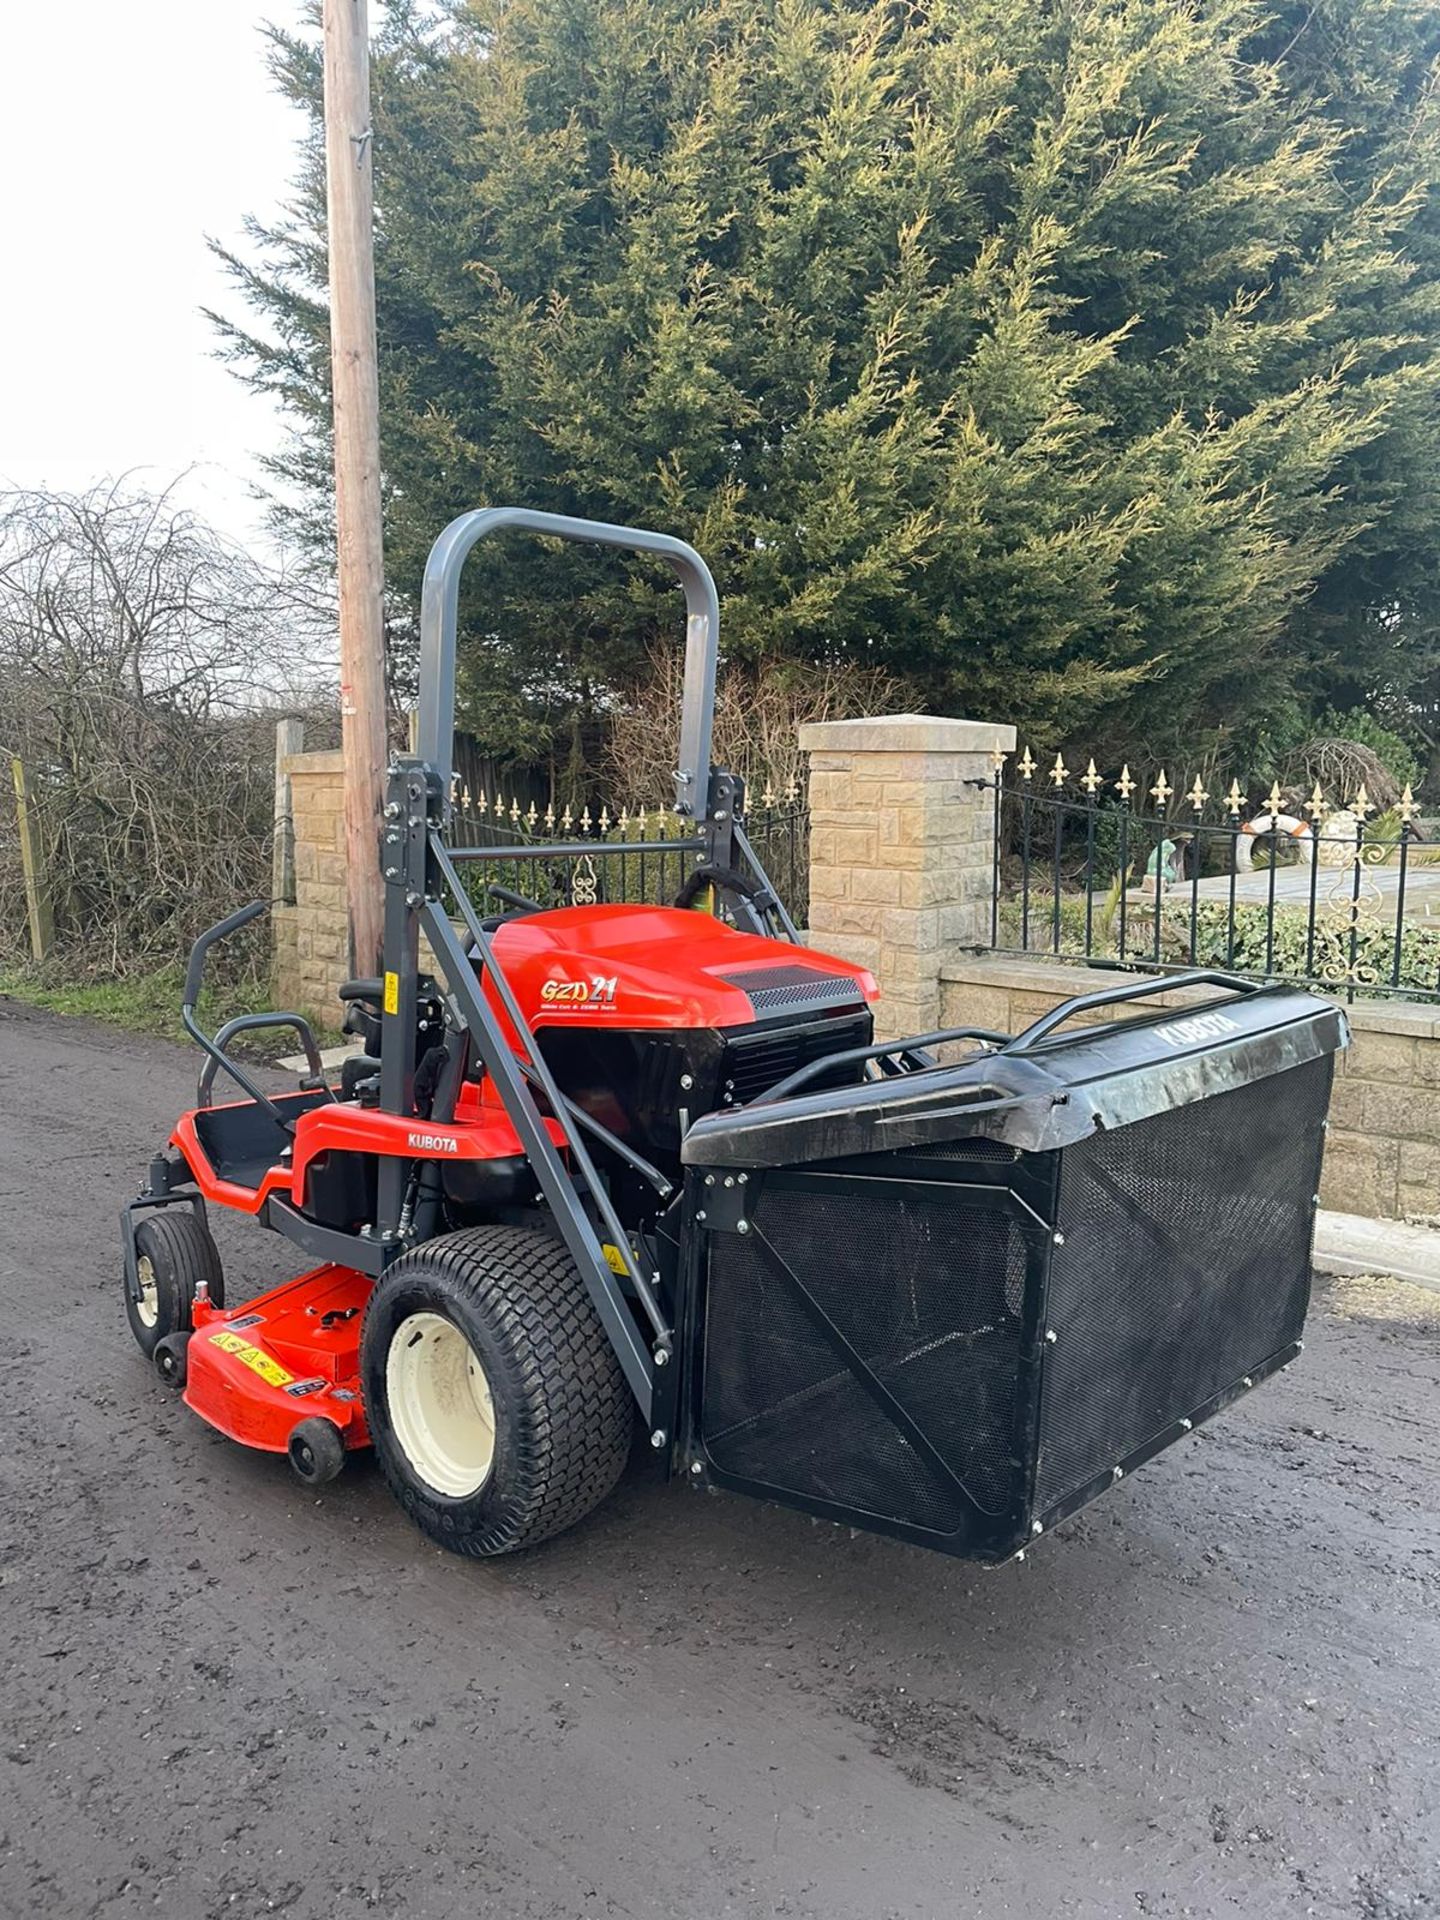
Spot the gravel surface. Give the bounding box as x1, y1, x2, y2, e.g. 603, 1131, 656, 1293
1, 997, 1436, 1920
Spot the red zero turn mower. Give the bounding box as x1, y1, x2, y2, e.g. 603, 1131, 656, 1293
122, 509, 1347, 1561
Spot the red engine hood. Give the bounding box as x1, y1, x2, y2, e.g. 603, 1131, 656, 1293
485, 905, 877, 1032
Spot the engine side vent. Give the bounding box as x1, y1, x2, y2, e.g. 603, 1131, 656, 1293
720, 1011, 872, 1105
717, 965, 866, 1017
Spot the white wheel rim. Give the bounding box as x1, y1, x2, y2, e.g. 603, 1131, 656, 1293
386, 1311, 496, 1498
136, 1253, 159, 1330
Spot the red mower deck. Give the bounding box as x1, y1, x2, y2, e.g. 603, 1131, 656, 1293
186, 1265, 371, 1454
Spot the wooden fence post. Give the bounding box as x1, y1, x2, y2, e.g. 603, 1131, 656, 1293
273, 718, 305, 906
10, 756, 54, 964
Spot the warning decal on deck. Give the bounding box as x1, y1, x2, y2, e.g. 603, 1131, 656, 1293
208, 1330, 294, 1389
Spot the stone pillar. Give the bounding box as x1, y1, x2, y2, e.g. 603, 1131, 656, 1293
271, 748, 351, 1027
799, 715, 1016, 1039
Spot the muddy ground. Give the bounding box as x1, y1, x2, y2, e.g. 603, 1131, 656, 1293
0, 998, 1436, 1920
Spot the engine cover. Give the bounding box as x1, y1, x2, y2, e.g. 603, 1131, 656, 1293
487, 905, 877, 1032
485, 906, 879, 1178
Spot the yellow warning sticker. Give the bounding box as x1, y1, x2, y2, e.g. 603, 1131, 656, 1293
601, 1243, 629, 1276
383, 970, 399, 1015
209, 1330, 294, 1389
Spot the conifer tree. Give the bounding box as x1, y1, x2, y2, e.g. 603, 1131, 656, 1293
215, 0, 1440, 768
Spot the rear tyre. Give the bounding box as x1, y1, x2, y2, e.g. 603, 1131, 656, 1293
125, 1211, 224, 1358
288, 1417, 346, 1487
361, 1225, 633, 1557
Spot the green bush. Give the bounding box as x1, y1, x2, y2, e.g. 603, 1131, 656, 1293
998, 888, 1440, 1000
1161, 900, 1440, 997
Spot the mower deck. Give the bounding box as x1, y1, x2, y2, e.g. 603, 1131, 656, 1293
186, 1264, 371, 1454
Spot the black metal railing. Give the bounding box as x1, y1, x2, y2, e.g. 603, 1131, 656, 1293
449, 784, 810, 927
986, 752, 1439, 1003
741, 786, 810, 928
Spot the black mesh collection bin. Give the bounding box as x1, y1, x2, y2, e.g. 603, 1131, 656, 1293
681, 981, 1344, 1561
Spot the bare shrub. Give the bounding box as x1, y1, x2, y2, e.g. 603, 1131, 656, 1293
603, 650, 906, 807
0, 480, 336, 977
1285, 736, 1402, 814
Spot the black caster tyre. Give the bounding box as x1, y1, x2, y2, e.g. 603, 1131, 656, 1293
361, 1225, 633, 1558
288, 1417, 346, 1487
126, 1211, 224, 1359
154, 1331, 191, 1389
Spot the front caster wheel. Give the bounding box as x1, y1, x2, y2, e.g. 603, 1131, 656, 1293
361, 1226, 633, 1558
154, 1331, 191, 1389
125, 1211, 224, 1358
288, 1417, 346, 1487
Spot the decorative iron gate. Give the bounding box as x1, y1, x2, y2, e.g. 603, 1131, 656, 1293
449, 779, 810, 926
986, 747, 1438, 1003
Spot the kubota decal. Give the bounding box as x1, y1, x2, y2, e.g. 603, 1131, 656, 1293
407, 1130, 459, 1153
540, 974, 618, 1007
1155, 1012, 1240, 1048
208, 1330, 294, 1389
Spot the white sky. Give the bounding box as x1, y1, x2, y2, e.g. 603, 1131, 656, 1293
0, 2, 316, 548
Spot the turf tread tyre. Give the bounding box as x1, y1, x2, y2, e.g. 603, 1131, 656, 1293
126, 1211, 224, 1358
362, 1225, 632, 1556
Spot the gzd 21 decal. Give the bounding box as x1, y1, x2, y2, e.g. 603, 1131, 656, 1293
540, 975, 618, 1008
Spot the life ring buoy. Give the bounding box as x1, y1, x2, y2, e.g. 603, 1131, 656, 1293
1235, 811, 1312, 872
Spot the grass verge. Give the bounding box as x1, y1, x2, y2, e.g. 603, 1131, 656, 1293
0, 965, 343, 1052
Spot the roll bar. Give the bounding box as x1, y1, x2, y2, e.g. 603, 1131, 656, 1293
415, 507, 720, 821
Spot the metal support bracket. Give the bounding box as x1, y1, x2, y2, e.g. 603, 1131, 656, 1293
692, 1169, 753, 1233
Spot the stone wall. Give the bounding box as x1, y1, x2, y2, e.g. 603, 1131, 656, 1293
283, 710, 1439, 1225
936, 953, 1440, 1225
797, 715, 1015, 1039
272, 748, 351, 1028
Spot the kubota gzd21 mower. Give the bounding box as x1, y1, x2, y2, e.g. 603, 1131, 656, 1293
122, 508, 1347, 1561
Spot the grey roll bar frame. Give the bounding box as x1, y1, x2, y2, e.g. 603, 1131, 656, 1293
416, 507, 720, 822
376, 507, 790, 1427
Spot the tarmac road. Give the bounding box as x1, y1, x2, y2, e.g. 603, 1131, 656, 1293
0, 997, 1436, 1920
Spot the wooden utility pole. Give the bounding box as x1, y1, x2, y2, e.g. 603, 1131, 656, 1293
323, 0, 387, 974
11, 757, 54, 964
